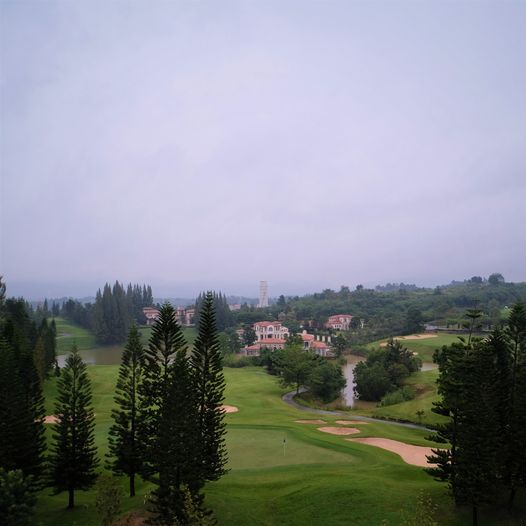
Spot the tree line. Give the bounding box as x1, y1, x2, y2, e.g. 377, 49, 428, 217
60, 282, 154, 344
426, 301, 526, 525
1, 283, 227, 525
194, 291, 233, 332
230, 274, 526, 347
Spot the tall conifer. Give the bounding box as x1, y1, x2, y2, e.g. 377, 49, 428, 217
140, 304, 200, 524
49, 346, 99, 508
107, 325, 145, 496
191, 292, 227, 484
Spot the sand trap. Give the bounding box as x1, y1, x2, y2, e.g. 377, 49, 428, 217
221, 405, 239, 413
400, 334, 438, 340
44, 415, 58, 424
335, 420, 369, 425
295, 419, 326, 424
347, 437, 438, 467
380, 334, 437, 346
317, 426, 361, 436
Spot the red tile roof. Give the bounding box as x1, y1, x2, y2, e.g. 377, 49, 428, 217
254, 321, 283, 327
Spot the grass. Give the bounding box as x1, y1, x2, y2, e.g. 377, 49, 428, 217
55, 319, 197, 364
55, 318, 97, 354
138, 325, 197, 346
372, 370, 448, 427
36, 366, 525, 525
367, 332, 464, 362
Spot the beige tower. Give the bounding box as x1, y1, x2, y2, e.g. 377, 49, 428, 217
258, 281, 269, 308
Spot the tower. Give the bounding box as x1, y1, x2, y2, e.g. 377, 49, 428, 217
258, 281, 268, 308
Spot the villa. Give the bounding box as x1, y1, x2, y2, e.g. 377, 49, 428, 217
325, 314, 353, 331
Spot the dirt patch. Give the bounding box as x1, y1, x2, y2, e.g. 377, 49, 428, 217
43, 415, 58, 424
221, 405, 239, 413
317, 426, 361, 436
335, 420, 369, 425
347, 437, 438, 467
114, 512, 149, 526
295, 419, 326, 424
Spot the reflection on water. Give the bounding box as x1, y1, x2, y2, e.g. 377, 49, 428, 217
341, 355, 364, 407
56, 345, 124, 367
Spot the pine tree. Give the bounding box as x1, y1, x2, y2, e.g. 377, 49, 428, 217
140, 304, 200, 524
49, 346, 99, 508
33, 336, 47, 384
500, 301, 526, 509
426, 340, 468, 502
190, 292, 228, 484
107, 325, 145, 497
453, 340, 500, 525
0, 298, 46, 484
0, 468, 37, 526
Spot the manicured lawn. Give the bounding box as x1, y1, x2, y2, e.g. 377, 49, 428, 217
55, 317, 97, 354
367, 332, 464, 362
372, 369, 448, 427
36, 366, 525, 525
138, 325, 197, 346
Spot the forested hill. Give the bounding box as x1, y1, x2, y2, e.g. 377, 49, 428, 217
232, 275, 526, 344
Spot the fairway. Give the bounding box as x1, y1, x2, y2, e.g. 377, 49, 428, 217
368, 332, 466, 362
35, 364, 525, 525
55, 317, 97, 353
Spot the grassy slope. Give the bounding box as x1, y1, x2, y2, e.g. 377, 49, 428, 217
366, 332, 463, 362
55, 317, 97, 354
372, 369, 447, 427
36, 366, 525, 526
55, 318, 197, 356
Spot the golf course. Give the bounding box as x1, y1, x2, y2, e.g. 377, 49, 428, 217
35, 321, 525, 525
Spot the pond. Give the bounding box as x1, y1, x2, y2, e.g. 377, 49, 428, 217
56, 345, 124, 367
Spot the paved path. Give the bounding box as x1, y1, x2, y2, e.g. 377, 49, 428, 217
282, 388, 432, 432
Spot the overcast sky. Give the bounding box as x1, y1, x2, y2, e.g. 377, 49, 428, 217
1, 1, 525, 299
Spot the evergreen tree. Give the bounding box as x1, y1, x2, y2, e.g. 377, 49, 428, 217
33, 336, 47, 384
453, 340, 500, 525
190, 292, 228, 485
140, 304, 200, 525
107, 326, 145, 497
49, 346, 99, 508
0, 468, 36, 526
499, 301, 526, 509
0, 297, 45, 484
426, 340, 468, 502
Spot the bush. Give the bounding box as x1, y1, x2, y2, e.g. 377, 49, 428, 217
308, 362, 346, 403
222, 354, 253, 368
379, 386, 416, 407
0, 469, 36, 526
354, 362, 392, 401
95, 475, 123, 526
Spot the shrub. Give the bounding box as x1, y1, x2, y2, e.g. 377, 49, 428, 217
379, 386, 416, 407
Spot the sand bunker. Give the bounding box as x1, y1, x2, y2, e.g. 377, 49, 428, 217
44, 415, 58, 424
221, 405, 239, 413
335, 420, 369, 425
400, 334, 438, 340
295, 419, 326, 424
317, 426, 361, 436
380, 334, 437, 347
347, 437, 438, 467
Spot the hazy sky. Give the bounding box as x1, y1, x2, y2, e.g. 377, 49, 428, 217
1, 1, 525, 299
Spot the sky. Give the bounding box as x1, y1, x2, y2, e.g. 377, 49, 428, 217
1, 1, 525, 299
